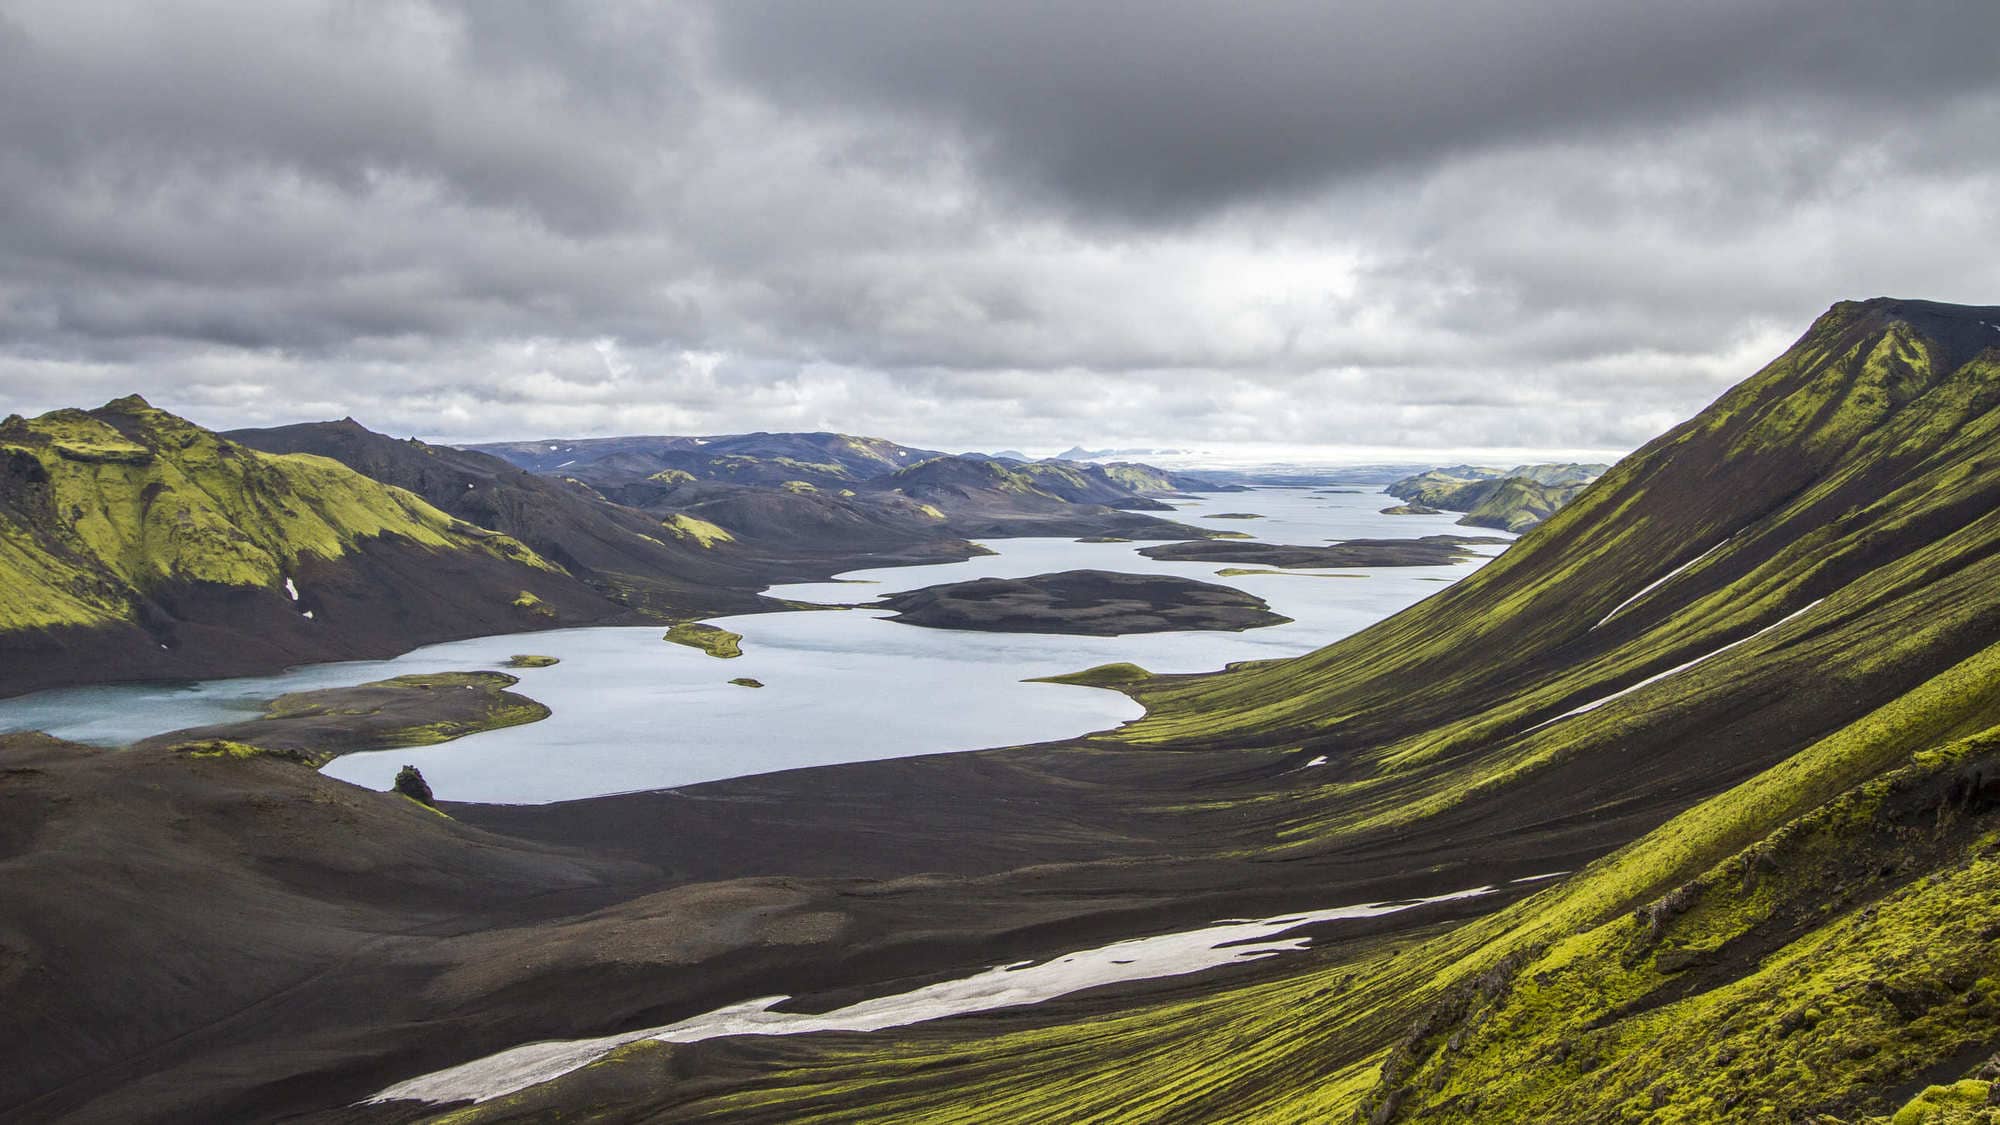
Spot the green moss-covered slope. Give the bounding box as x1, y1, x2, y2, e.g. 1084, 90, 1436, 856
0, 396, 614, 695
430, 299, 2000, 1122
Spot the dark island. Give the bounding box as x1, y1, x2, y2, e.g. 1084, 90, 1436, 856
1138, 534, 1505, 569
876, 569, 1291, 635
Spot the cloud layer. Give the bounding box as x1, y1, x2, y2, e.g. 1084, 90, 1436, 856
1, 1, 1995, 456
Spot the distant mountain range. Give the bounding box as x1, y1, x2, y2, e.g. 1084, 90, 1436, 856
0, 405, 1239, 696
467, 431, 946, 486
1052, 445, 1196, 461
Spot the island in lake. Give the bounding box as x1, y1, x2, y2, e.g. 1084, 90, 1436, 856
1138, 534, 1504, 569
876, 569, 1291, 635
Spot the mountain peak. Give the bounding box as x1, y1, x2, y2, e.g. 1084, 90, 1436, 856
1814, 297, 2000, 371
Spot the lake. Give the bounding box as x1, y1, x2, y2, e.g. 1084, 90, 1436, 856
0, 488, 1509, 803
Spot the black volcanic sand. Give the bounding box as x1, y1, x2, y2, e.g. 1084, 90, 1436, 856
0, 727, 1610, 1125
3, 603, 1832, 1125
1139, 534, 1505, 568
0, 548, 1702, 1125
874, 569, 1291, 635
129, 671, 549, 763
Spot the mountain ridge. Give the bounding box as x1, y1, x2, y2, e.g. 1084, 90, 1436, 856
226, 418, 780, 620
0, 396, 619, 695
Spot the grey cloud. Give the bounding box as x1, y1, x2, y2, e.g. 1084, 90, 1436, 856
705, 0, 2000, 224
0, 0, 1997, 461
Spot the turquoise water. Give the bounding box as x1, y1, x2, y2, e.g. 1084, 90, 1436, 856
0, 488, 1508, 803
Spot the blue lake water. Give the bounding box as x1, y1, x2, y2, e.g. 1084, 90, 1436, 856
0, 488, 1508, 803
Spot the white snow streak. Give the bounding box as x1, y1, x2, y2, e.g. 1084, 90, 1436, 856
1536, 598, 1826, 732
366, 884, 1516, 1106
1593, 538, 1729, 629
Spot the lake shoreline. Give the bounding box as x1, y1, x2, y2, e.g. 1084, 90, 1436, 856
0, 489, 1513, 803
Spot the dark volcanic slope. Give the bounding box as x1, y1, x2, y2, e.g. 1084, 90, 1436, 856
466, 429, 1223, 548
228, 420, 775, 619
232, 422, 1218, 612
875, 569, 1291, 635
590, 460, 1216, 560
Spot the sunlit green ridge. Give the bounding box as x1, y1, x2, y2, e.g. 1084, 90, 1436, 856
0, 394, 559, 633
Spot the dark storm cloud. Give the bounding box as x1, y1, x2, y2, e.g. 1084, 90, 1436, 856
706, 0, 2000, 223
0, 0, 1996, 457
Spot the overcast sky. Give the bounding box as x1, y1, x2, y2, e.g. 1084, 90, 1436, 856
1, 2, 1996, 460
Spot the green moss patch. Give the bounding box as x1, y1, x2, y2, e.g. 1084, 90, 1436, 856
660, 512, 734, 547
1027, 662, 1152, 689
664, 622, 744, 659
139, 671, 551, 765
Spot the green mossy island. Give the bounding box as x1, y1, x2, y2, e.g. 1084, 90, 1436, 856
136, 672, 550, 766
728, 677, 765, 688
1026, 661, 1152, 689
503, 654, 560, 668
664, 622, 745, 658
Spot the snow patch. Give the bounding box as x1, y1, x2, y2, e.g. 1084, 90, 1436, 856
556, 460, 576, 468
1304, 755, 1328, 767
283, 578, 299, 601
364, 885, 1505, 1107
301, 610, 315, 620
